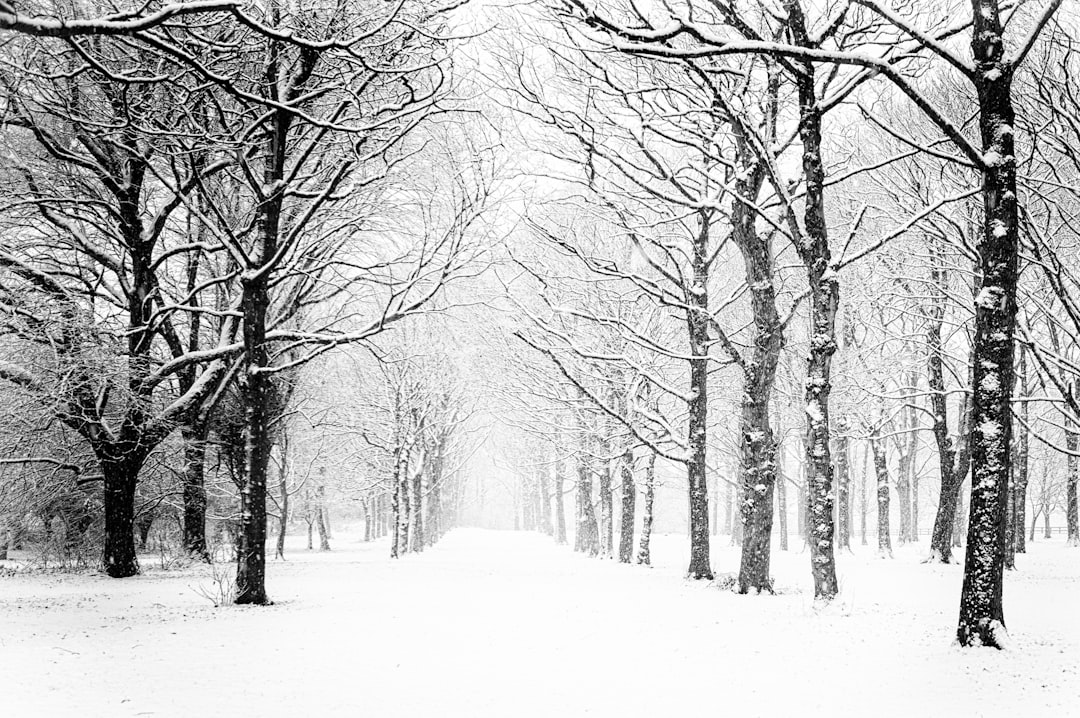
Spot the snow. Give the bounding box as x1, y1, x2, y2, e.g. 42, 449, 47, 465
977, 419, 1001, 440
976, 286, 1004, 310
1, 529, 1078, 717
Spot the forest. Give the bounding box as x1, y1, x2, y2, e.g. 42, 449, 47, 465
0, 0, 1078, 715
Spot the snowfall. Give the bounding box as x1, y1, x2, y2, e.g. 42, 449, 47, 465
0, 529, 1077, 718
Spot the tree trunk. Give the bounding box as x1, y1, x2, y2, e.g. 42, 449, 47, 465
539, 464, 553, 537
410, 465, 423, 552
235, 273, 273, 605
860, 441, 870, 546
737, 389, 778, 592
554, 456, 567, 545
636, 451, 656, 566
181, 425, 210, 560
101, 458, 140, 578
618, 448, 635, 563
777, 459, 789, 552
912, 461, 920, 542
135, 510, 155, 551
1067, 421, 1078, 546
1005, 457, 1015, 569
576, 454, 599, 557
390, 453, 404, 558
1044, 510, 1052, 540
896, 436, 913, 545
1013, 365, 1028, 554
684, 215, 713, 580
926, 248, 973, 563
958, 4, 1019, 647
834, 426, 851, 552
599, 456, 613, 558
953, 481, 968, 548
786, 28, 840, 597
871, 435, 893, 558
276, 470, 288, 560
316, 486, 331, 551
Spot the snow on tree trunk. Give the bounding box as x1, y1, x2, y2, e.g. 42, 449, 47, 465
1067, 424, 1078, 547
796, 82, 840, 599
685, 217, 713, 580
390, 452, 404, 558
637, 450, 656, 566
1062, 421, 1080, 544
730, 144, 783, 590
958, 0, 1020, 648
618, 448, 635, 563
871, 435, 893, 559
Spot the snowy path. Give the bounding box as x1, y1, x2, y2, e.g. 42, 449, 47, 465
1, 528, 1078, 717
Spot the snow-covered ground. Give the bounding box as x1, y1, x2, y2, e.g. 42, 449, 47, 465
0, 529, 1077, 717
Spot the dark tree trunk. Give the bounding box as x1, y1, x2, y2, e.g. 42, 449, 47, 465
618, 448, 635, 563
783, 13, 840, 597
1044, 510, 1052, 539
399, 461, 412, 551
135, 510, 155, 551
235, 273, 273, 606
1013, 357, 1028, 554
871, 435, 893, 558
101, 458, 140, 578
276, 466, 288, 560
637, 450, 656, 565
958, 2, 1020, 648
181, 425, 210, 560
390, 462, 402, 557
